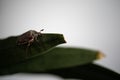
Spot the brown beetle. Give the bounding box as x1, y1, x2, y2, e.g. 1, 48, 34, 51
16, 29, 44, 55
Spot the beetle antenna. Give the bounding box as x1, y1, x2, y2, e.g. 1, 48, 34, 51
40, 29, 44, 32
38, 29, 44, 35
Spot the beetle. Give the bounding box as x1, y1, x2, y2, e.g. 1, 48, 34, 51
16, 29, 44, 55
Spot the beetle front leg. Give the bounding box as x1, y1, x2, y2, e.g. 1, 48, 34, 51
25, 40, 33, 57
25, 43, 30, 58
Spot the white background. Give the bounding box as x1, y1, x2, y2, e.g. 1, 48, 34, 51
0, 0, 120, 79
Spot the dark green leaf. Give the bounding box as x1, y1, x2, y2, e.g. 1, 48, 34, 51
0, 47, 103, 75
0, 33, 66, 67
47, 63, 120, 80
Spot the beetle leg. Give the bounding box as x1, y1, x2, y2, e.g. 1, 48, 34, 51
25, 42, 30, 57
26, 38, 33, 57
35, 36, 39, 42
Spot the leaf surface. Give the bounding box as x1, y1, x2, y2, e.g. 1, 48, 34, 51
0, 47, 102, 75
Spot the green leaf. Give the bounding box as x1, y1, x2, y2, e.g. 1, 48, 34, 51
0, 47, 103, 75
47, 63, 120, 80
0, 33, 66, 68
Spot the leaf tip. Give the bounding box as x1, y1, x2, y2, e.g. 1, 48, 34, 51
97, 51, 105, 60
